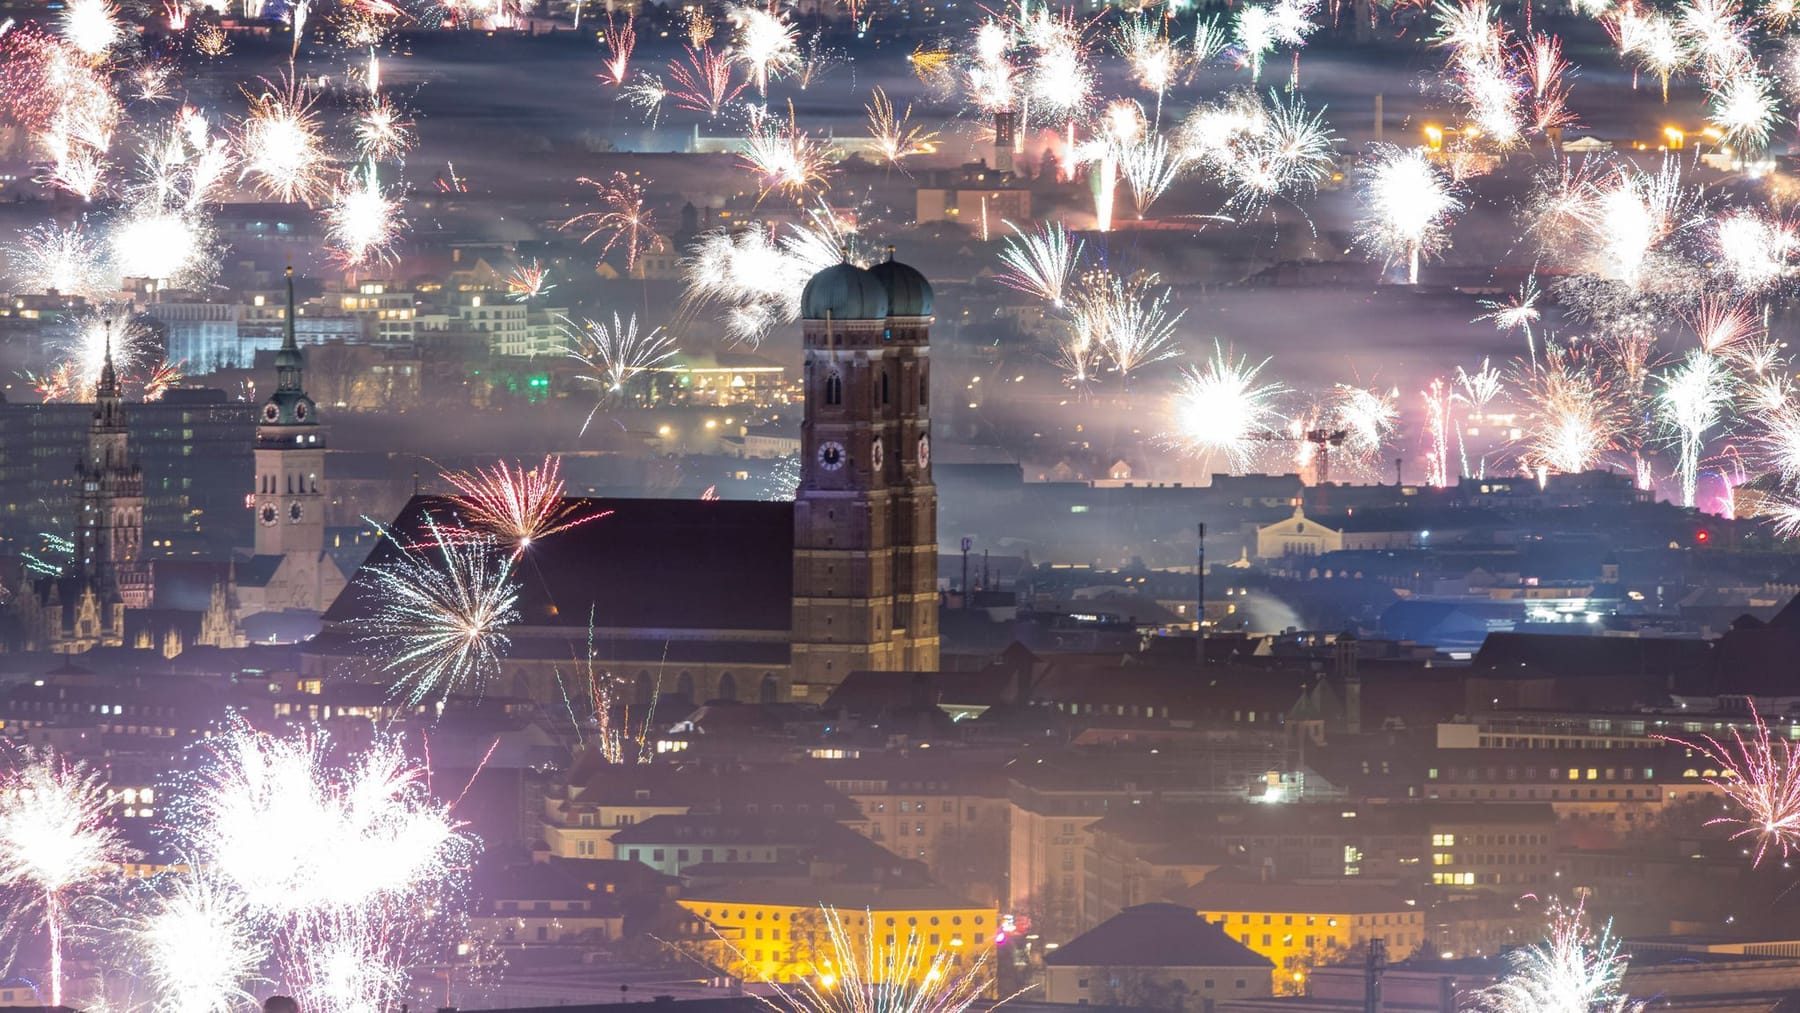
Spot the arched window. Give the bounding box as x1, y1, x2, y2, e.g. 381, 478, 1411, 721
881, 370, 890, 405
633, 671, 654, 706
760, 674, 779, 704
825, 371, 843, 406
717, 672, 738, 702
919, 371, 929, 406
677, 671, 695, 701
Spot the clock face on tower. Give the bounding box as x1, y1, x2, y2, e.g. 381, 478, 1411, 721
289, 502, 304, 522
259, 504, 278, 526
294, 400, 309, 422
871, 437, 884, 472
817, 441, 845, 471
917, 434, 931, 468
262, 402, 280, 424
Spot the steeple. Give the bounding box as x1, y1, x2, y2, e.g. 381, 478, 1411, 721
95, 323, 120, 406
259, 266, 318, 435
275, 266, 304, 394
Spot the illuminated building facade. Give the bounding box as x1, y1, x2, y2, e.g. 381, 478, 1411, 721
677, 885, 996, 986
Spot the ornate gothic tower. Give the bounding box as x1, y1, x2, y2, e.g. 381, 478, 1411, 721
73, 323, 144, 602
253, 268, 326, 559
790, 249, 939, 692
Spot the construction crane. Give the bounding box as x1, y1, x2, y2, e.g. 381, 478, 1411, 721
1253, 428, 1348, 485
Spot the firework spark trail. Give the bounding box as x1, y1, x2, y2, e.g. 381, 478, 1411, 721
354, 94, 415, 162
1534, 155, 1703, 290
173, 717, 476, 1003
54, 310, 151, 402
740, 102, 835, 201
1355, 145, 1464, 284
865, 87, 940, 168
1664, 708, 1800, 864
1713, 208, 1797, 295
1468, 902, 1642, 1013
1327, 384, 1400, 466
235, 76, 334, 206
1516, 342, 1624, 475
441, 455, 609, 556
564, 314, 679, 414
6, 221, 111, 297
507, 259, 554, 302
997, 220, 1084, 308
1422, 377, 1454, 486
349, 515, 522, 705
136, 875, 267, 1013
0, 749, 127, 1007
730, 3, 799, 96
1119, 134, 1186, 218
1433, 0, 1524, 145
599, 10, 636, 85
1166, 342, 1288, 470
1657, 348, 1736, 507
1687, 294, 1759, 355
680, 214, 845, 346
1074, 272, 1184, 382
1454, 359, 1505, 477
1476, 275, 1544, 362
325, 166, 405, 269
622, 72, 668, 126
1707, 71, 1779, 152
563, 172, 663, 271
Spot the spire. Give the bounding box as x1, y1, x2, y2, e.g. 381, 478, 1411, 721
96, 319, 120, 401
282, 265, 297, 353
274, 265, 305, 395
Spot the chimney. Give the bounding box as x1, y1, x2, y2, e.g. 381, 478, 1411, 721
994, 110, 1017, 176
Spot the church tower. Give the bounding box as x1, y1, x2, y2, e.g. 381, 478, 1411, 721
253, 267, 326, 560
73, 321, 144, 605
790, 249, 939, 692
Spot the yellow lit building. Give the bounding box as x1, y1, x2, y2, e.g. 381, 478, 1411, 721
677, 885, 998, 987
1174, 881, 1423, 990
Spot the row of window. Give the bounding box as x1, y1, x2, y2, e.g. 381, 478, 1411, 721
1430, 766, 1657, 782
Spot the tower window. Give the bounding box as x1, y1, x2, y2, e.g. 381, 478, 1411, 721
881, 370, 890, 405
920, 373, 929, 406
825, 371, 843, 406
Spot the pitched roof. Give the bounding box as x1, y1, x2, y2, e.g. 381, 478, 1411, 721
323, 495, 795, 632
1045, 904, 1272, 969
1173, 880, 1419, 915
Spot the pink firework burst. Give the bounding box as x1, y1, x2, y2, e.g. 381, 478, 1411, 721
562, 172, 662, 272
668, 44, 747, 117
599, 10, 636, 85
440, 455, 610, 554
1665, 705, 1800, 865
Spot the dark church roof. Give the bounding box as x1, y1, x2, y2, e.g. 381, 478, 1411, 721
322, 495, 796, 633
1045, 903, 1272, 969
801, 262, 889, 320
868, 253, 934, 317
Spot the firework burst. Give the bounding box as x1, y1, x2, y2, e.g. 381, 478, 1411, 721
236, 76, 334, 205
1469, 902, 1641, 1013
1657, 347, 1736, 507
1517, 342, 1623, 475
1355, 145, 1464, 284
350, 516, 522, 704
1668, 706, 1800, 864
324, 166, 405, 269
564, 313, 678, 410
563, 172, 662, 272
997, 220, 1084, 308
441, 454, 608, 555
0, 748, 127, 1007
1166, 342, 1288, 470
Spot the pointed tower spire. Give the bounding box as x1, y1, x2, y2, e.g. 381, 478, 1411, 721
282, 265, 297, 353
274, 265, 305, 396
96, 318, 120, 401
